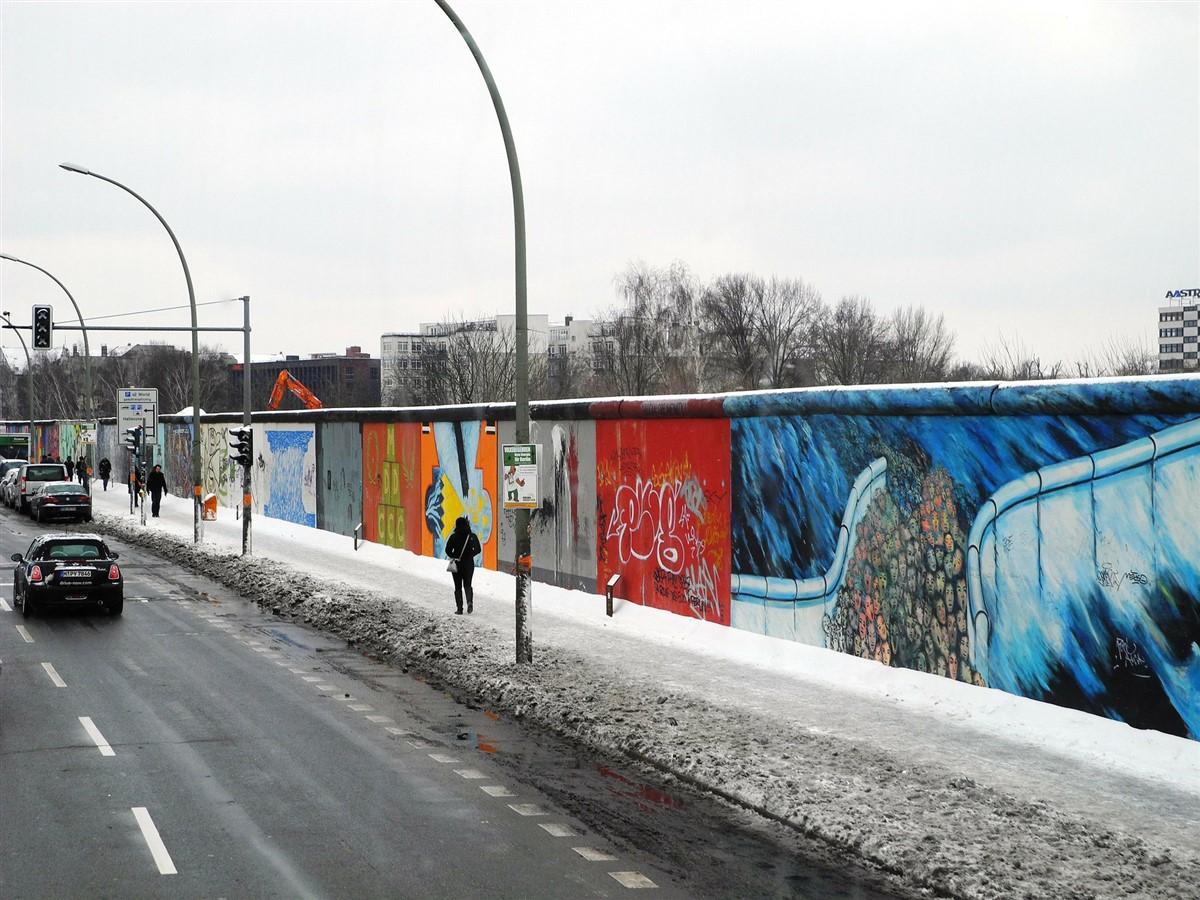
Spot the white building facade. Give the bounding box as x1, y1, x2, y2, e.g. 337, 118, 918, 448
1158, 289, 1199, 373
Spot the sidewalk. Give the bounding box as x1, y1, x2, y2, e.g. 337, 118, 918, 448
92, 487, 1200, 898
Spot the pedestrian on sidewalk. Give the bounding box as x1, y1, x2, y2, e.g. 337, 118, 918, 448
65, 457, 74, 480
130, 466, 142, 508
77, 456, 88, 485
444, 516, 481, 615
98, 457, 111, 491
147, 464, 168, 518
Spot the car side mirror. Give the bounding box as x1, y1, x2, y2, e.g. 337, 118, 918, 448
110, 552, 120, 560
10, 553, 22, 562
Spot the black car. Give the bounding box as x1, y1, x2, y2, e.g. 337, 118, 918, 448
11, 534, 123, 617
29, 481, 93, 523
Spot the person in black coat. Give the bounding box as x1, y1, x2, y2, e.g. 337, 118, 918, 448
146, 464, 168, 518
98, 457, 112, 491
444, 516, 482, 615
65, 458, 74, 480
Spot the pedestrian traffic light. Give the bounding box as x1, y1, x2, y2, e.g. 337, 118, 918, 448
228, 427, 253, 467
124, 426, 143, 455
32, 304, 53, 350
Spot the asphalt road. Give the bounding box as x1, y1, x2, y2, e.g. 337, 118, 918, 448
0, 509, 688, 899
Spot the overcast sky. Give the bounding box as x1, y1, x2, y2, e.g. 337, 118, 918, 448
1, 0, 1197, 369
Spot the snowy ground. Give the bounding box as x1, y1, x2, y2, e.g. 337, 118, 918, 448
86, 487, 1200, 899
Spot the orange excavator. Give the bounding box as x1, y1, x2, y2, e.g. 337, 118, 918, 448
267, 370, 323, 411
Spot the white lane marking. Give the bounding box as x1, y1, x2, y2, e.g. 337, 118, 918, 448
608, 872, 657, 889
41, 662, 67, 687
301, 675, 321, 682
454, 769, 486, 780
428, 753, 458, 764
365, 715, 393, 724
289, 668, 306, 674
539, 823, 577, 837
348, 704, 373, 712
480, 786, 514, 798
339, 695, 358, 702
507, 803, 546, 817
252, 647, 269, 653
273, 661, 290, 667
79, 716, 115, 756
386, 727, 411, 736
16, 624, 34, 643
122, 658, 147, 677
406, 739, 432, 749
131, 807, 178, 875
315, 683, 336, 691
0, 598, 10, 612
574, 847, 618, 862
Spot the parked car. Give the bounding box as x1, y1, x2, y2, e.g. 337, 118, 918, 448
0, 458, 27, 479
10, 533, 123, 617
1, 469, 20, 508
14, 463, 68, 514
29, 481, 93, 523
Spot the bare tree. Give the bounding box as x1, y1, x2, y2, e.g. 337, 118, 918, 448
812, 295, 891, 385
975, 335, 1065, 381
759, 277, 824, 388
1073, 336, 1156, 378
413, 316, 548, 406
700, 274, 763, 390
884, 305, 956, 383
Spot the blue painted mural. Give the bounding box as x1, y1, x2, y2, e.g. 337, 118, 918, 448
731, 403, 1200, 739
263, 428, 317, 527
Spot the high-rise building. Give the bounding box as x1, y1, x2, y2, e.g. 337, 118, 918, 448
1157, 289, 1199, 373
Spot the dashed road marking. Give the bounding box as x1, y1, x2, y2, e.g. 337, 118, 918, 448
454, 769, 486, 779
315, 683, 336, 691
365, 715, 393, 724
301, 676, 321, 682
608, 872, 657, 889
573, 847, 617, 862
428, 753, 458, 764
539, 823, 576, 837
132, 807, 178, 875
0, 598, 10, 612
480, 786, 515, 798
41, 662, 67, 687
252, 647, 269, 653
386, 727, 411, 736
289, 668, 306, 674
507, 803, 546, 817
79, 716, 115, 756
348, 704, 373, 712
406, 739, 432, 749
16, 624, 34, 643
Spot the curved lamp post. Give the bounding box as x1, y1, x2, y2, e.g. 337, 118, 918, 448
0, 254, 93, 419
59, 163, 203, 543
434, 0, 532, 663
0, 310, 35, 453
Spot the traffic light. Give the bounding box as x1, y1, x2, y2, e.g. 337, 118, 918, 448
124, 426, 143, 455
32, 305, 53, 350
228, 427, 253, 467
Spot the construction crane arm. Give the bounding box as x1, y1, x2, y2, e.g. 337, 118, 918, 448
266, 370, 323, 410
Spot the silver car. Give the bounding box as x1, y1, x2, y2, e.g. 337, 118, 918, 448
1, 468, 20, 509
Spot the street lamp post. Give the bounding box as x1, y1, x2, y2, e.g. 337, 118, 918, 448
0, 255, 94, 419
60, 163, 204, 543
434, 0, 532, 664
0, 311, 35, 452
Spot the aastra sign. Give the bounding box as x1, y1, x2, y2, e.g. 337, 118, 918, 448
1165, 288, 1200, 299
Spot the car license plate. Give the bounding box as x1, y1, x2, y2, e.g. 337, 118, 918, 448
61, 569, 91, 579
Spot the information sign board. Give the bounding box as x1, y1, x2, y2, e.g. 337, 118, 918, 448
501, 443, 539, 509
117, 388, 159, 437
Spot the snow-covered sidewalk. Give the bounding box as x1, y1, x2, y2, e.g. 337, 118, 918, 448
91, 486, 1200, 899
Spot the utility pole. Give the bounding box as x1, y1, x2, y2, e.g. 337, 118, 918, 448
0, 311, 34, 451
241, 295, 252, 555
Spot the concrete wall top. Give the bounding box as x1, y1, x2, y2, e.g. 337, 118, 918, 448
54, 373, 1200, 432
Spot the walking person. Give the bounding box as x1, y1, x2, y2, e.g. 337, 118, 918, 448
130, 466, 142, 508
77, 456, 88, 485
98, 457, 112, 491
444, 516, 482, 615
65, 457, 74, 480
146, 464, 168, 518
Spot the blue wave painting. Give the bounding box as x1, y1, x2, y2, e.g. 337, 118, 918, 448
264, 429, 316, 527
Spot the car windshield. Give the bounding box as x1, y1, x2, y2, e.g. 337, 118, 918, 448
44, 483, 86, 494
24, 465, 66, 481
41, 542, 106, 560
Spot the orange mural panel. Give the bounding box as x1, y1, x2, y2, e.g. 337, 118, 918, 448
596, 419, 731, 625
362, 422, 422, 551
419, 420, 498, 569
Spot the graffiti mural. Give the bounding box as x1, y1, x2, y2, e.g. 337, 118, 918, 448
731, 406, 1200, 739
421, 421, 496, 567
363, 422, 422, 550
253, 424, 317, 527
316, 422, 362, 537
201, 424, 241, 507
164, 425, 193, 497
597, 419, 730, 624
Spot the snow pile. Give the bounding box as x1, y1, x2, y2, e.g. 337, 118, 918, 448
89, 493, 1200, 900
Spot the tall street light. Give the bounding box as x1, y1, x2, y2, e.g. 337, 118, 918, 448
0, 254, 94, 419
60, 163, 203, 543
434, 0, 532, 664
0, 310, 35, 452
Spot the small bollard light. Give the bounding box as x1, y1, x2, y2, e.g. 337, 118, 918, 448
353, 522, 363, 551
605, 574, 620, 617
